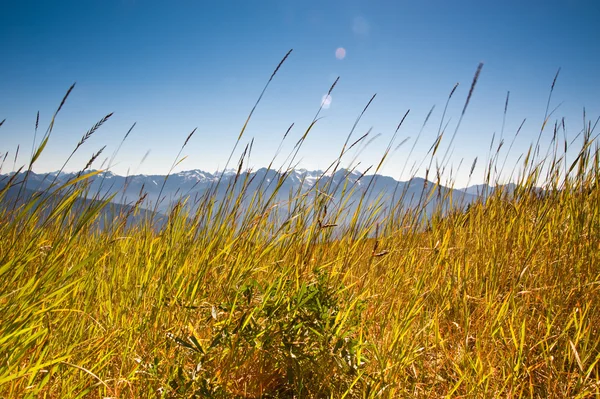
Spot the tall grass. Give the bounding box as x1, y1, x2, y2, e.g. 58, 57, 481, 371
1, 59, 599, 398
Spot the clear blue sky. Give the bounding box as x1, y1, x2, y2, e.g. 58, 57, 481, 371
1, 0, 599, 186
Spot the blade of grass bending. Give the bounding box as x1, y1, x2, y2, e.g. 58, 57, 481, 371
440, 62, 484, 167
152, 128, 196, 215
220, 49, 293, 180
285, 77, 339, 169
398, 104, 435, 184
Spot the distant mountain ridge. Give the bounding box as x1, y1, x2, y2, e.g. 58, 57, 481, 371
1, 168, 508, 217
0, 178, 163, 229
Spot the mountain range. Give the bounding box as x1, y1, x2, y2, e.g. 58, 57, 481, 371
1, 169, 512, 222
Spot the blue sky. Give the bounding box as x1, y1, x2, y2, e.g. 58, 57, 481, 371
1, 0, 599, 186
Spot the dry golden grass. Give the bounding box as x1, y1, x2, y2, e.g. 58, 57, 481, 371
1, 58, 599, 397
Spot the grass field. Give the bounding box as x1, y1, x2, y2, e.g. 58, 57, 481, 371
1, 64, 599, 397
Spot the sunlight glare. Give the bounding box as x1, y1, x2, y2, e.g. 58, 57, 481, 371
321, 94, 332, 109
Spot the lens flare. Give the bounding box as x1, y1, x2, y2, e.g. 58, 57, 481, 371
321, 94, 332, 109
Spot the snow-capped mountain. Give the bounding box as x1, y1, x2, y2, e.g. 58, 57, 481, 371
1, 168, 484, 216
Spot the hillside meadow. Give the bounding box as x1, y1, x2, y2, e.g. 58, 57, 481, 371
1, 63, 599, 398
